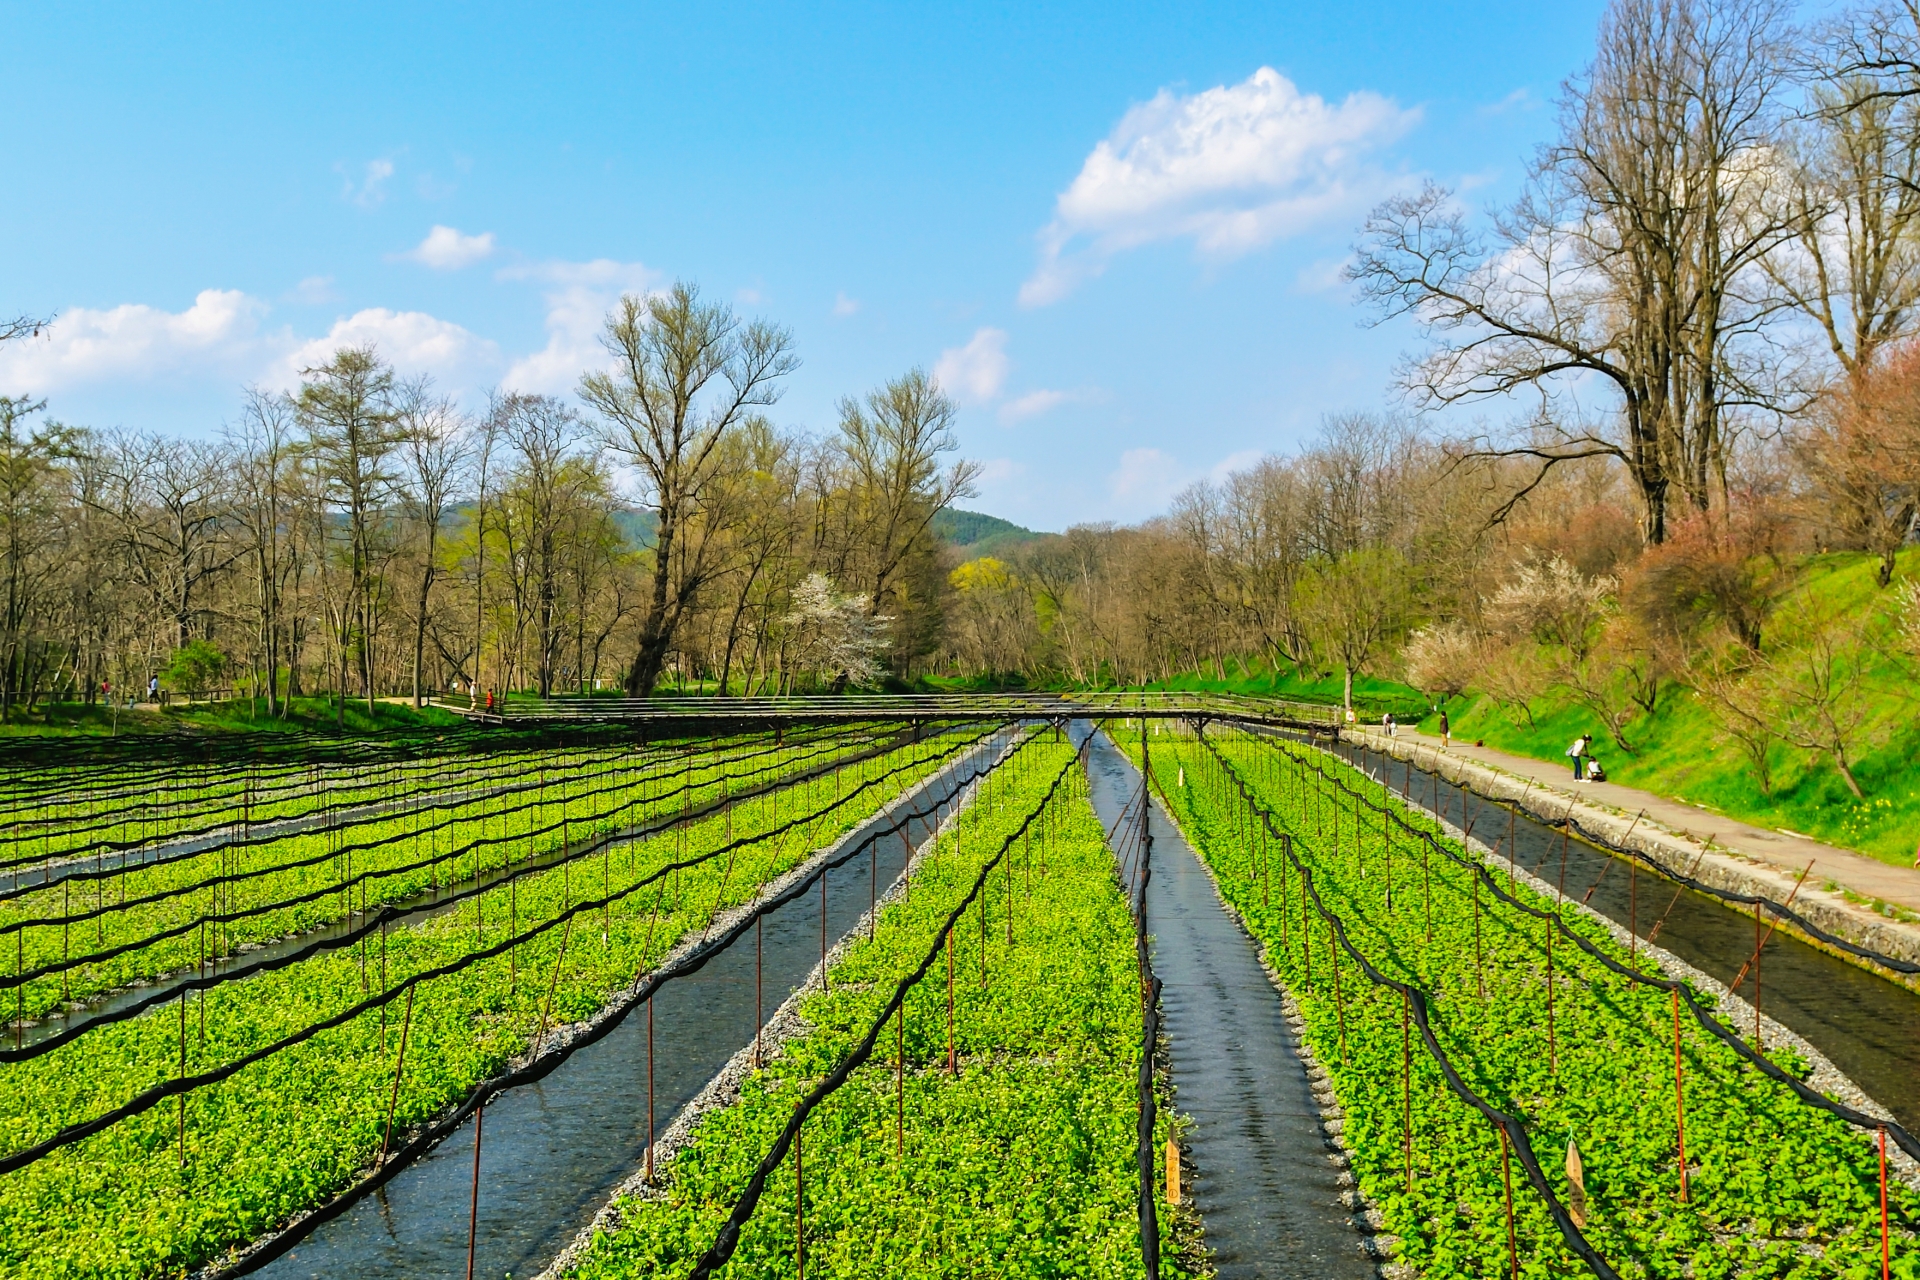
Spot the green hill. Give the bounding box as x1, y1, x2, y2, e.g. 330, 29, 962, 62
932, 508, 1044, 561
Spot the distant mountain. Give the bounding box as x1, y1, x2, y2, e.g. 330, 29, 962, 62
931, 508, 1045, 561
611, 507, 658, 551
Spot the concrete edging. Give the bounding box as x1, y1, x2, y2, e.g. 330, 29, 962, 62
1353, 731, 1920, 989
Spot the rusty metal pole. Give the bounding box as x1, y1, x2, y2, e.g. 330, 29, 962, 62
896, 1002, 905, 1156
795, 1123, 805, 1280
646, 999, 655, 1183
946, 928, 956, 1076
1401, 990, 1412, 1191
755, 915, 764, 1067
1881, 1125, 1891, 1280
466, 1101, 484, 1280
380, 985, 417, 1165
1498, 1126, 1518, 1279
1673, 988, 1689, 1202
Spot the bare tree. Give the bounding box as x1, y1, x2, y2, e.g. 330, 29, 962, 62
396, 381, 471, 707
298, 347, 405, 720
1353, 0, 1797, 543
229, 390, 303, 716
580, 282, 798, 696
835, 369, 981, 625
91, 433, 237, 654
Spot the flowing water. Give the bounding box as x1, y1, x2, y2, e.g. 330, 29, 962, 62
242, 732, 1005, 1280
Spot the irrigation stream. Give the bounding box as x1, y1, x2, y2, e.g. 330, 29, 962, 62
245, 729, 1009, 1280
1321, 731, 1920, 1131
1080, 725, 1377, 1279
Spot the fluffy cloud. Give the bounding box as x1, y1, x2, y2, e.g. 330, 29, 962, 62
342, 158, 396, 209
932, 327, 1010, 404
268, 308, 499, 389
1109, 446, 1186, 509
1021, 67, 1418, 306
0, 288, 499, 402
997, 389, 1068, 423
832, 291, 860, 317
401, 225, 497, 270
499, 258, 662, 394
0, 290, 269, 394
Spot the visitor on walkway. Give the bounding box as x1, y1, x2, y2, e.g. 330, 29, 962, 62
1382, 711, 1396, 737
1585, 757, 1606, 783
1439, 709, 1450, 750
1567, 734, 1589, 780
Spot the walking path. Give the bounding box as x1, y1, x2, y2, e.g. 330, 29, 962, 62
1081, 728, 1376, 1279
1359, 727, 1920, 914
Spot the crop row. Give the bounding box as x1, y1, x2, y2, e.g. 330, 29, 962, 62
2, 726, 896, 1024
562, 735, 1186, 1280
0, 727, 992, 1280
3, 723, 857, 871
1134, 723, 1912, 1280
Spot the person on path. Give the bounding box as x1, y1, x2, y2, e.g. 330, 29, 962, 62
1438, 709, 1451, 750
1566, 734, 1589, 780
1382, 711, 1396, 738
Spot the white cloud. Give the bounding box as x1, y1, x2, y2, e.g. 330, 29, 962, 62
0, 287, 500, 403
932, 327, 1010, 404
975, 457, 1025, 485
342, 158, 396, 209
290, 275, 339, 305
1021, 67, 1419, 306
401, 225, 497, 270
1292, 255, 1353, 295
1109, 446, 1187, 508
997, 389, 1068, 423
832, 291, 861, 317
269, 309, 499, 390
0, 290, 269, 395
1207, 448, 1264, 483
499, 258, 662, 394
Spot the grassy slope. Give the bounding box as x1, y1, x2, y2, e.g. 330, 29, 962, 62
1430, 549, 1920, 868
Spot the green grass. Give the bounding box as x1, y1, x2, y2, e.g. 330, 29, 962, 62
1424, 551, 1920, 867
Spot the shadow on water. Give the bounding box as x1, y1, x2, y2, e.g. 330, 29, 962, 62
1325, 735, 1920, 1130
250, 733, 1003, 1280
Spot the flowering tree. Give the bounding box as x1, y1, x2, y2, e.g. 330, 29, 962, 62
784, 574, 890, 690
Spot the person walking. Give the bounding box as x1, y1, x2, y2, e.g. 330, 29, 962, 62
1382, 711, 1396, 738
1438, 709, 1451, 751
1566, 734, 1588, 780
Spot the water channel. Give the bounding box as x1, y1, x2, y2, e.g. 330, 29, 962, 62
245, 729, 1007, 1280
1318, 731, 1920, 1130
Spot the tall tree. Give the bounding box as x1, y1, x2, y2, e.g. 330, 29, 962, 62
396, 380, 471, 707
1352, 0, 1796, 543
580, 282, 797, 697
297, 346, 404, 721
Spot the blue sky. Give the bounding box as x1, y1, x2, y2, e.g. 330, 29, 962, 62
0, 1, 1607, 529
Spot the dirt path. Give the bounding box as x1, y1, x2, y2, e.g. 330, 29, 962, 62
1361, 727, 1920, 915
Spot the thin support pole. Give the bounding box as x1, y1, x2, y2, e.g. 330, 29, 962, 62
755, 914, 764, 1067
1499, 1126, 1518, 1279
946, 928, 956, 1076
896, 1002, 905, 1156
379, 985, 417, 1165
646, 999, 655, 1183
466, 1102, 484, 1280
1673, 988, 1689, 1202
1401, 990, 1413, 1191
